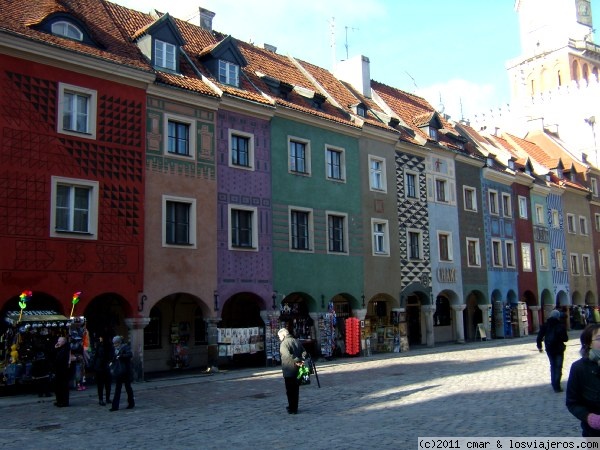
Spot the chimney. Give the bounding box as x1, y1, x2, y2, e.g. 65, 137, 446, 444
263, 43, 277, 53
199, 7, 215, 31
334, 54, 371, 98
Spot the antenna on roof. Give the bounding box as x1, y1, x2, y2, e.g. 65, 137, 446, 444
459, 97, 464, 121
344, 25, 358, 59
329, 17, 336, 70
405, 71, 418, 92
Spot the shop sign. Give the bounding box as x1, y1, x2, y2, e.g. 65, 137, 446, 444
437, 267, 456, 283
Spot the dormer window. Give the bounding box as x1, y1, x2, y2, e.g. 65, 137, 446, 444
429, 127, 438, 140
356, 104, 367, 118
155, 40, 177, 71
51, 21, 83, 41
219, 60, 239, 87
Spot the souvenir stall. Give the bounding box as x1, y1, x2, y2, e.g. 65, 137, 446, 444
318, 302, 336, 358
279, 295, 316, 356
364, 299, 397, 353
216, 327, 264, 362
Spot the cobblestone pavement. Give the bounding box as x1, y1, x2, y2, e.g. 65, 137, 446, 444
0, 332, 585, 450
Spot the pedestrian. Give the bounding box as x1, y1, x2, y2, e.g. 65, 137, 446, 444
109, 335, 134, 411
566, 324, 600, 437
53, 336, 71, 407
93, 335, 112, 406
31, 350, 52, 398
536, 309, 568, 392
277, 328, 306, 415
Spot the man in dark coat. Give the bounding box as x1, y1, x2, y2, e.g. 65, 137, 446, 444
109, 335, 134, 411
278, 328, 306, 415
537, 309, 569, 392
53, 336, 71, 407
93, 335, 113, 406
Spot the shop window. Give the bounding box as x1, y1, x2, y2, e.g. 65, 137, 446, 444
144, 307, 161, 350
194, 307, 207, 344
434, 296, 451, 326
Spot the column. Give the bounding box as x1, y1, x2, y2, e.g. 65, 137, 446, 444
451, 304, 466, 343
124, 317, 151, 382
529, 306, 541, 333
421, 305, 436, 347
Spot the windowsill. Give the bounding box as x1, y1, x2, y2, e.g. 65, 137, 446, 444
54, 230, 93, 236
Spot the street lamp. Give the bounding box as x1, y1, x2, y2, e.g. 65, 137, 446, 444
213, 290, 219, 312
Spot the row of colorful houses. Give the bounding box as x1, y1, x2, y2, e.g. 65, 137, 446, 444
1, 0, 599, 376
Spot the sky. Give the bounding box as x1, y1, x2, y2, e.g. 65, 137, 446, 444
109, 0, 600, 122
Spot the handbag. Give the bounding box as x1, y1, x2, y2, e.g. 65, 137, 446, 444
109, 359, 123, 377
296, 363, 311, 386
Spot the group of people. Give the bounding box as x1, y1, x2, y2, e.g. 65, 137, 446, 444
52, 334, 134, 411
537, 309, 600, 437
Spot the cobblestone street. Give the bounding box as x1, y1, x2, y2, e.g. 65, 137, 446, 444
0, 332, 584, 450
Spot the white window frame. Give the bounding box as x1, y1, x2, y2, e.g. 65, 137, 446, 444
555, 249, 564, 271
583, 254, 592, 276
57, 82, 97, 139
50, 176, 99, 240
502, 193, 512, 218
489, 190, 499, 215
595, 213, 600, 232
218, 60, 240, 87
405, 170, 419, 200
325, 145, 346, 182
51, 21, 83, 41
592, 178, 598, 197
579, 216, 588, 235
162, 195, 197, 248
538, 246, 549, 271
521, 242, 532, 271
288, 136, 311, 175
466, 237, 481, 267
505, 240, 515, 268
369, 155, 387, 193
228, 204, 258, 251
434, 177, 448, 203
154, 39, 177, 71
552, 209, 560, 228
371, 218, 390, 256
407, 229, 423, 261
326, 211, 349, 255
228, 129, 255, 171
518, 196, 528, 219
437, 231, 453, 262
164, 113, 196, 160
289, 206, 314, 253
535, 204, 545, 225
491, 238, 503, 267
570, 253, 580, 275
463, 186, 477, 212
567, 213, 576, 233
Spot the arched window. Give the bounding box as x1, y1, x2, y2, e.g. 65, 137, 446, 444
593, 67, 599, 82
557, 70, 562, 87
573, 60, 580, 82
144, 306, 161, 349
583, 64, 590, 83
51, 21, 83, 41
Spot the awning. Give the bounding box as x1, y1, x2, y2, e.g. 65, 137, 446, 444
4, 310, 78, 326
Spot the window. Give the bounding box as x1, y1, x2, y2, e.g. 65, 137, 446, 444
229, 206, 257, 250
489, 190, 499, 215
356, 104, 367, 117
551, 209, 560, 228
163, 196, 196, 247
592, 178, 598, 196
535, 204, 545, 225
289, 139, 309, 174
229, 130, 254, 170
144, 307, 161, 349
505, 241, 515, 267
555, 249, 564, 271
580, 216, 588, 235
290, 208, 312, 251
438, 231, 452, 261
583, 254, 592, 276
502, 193, 512, 218
51, 21, 83, 41
326, 146, 345, 181
570, 253, 580, 275
155, 39, 176, 71
57, 83, 97, 139
218, 60, 239, 87
372, 219, 389, 256
327, 213, 347, 254
595, 214, 600, 232
521, 243, 532, 271
539, 247, 548, 270
167, 120, 190, 156
492, 239, 503, 267
405, 171, 418, 199
429, 127, 438, 140
408, 230, 422, 260
369, 156, 386, 192
435, 178, 448, 202
463, 187, 477, 212
518, 196, 528, 219
567, 214, 576, 233
466, 238, 481, 267
50, 177, 99, 239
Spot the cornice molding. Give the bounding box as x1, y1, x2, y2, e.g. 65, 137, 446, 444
147, 84, 219, 111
